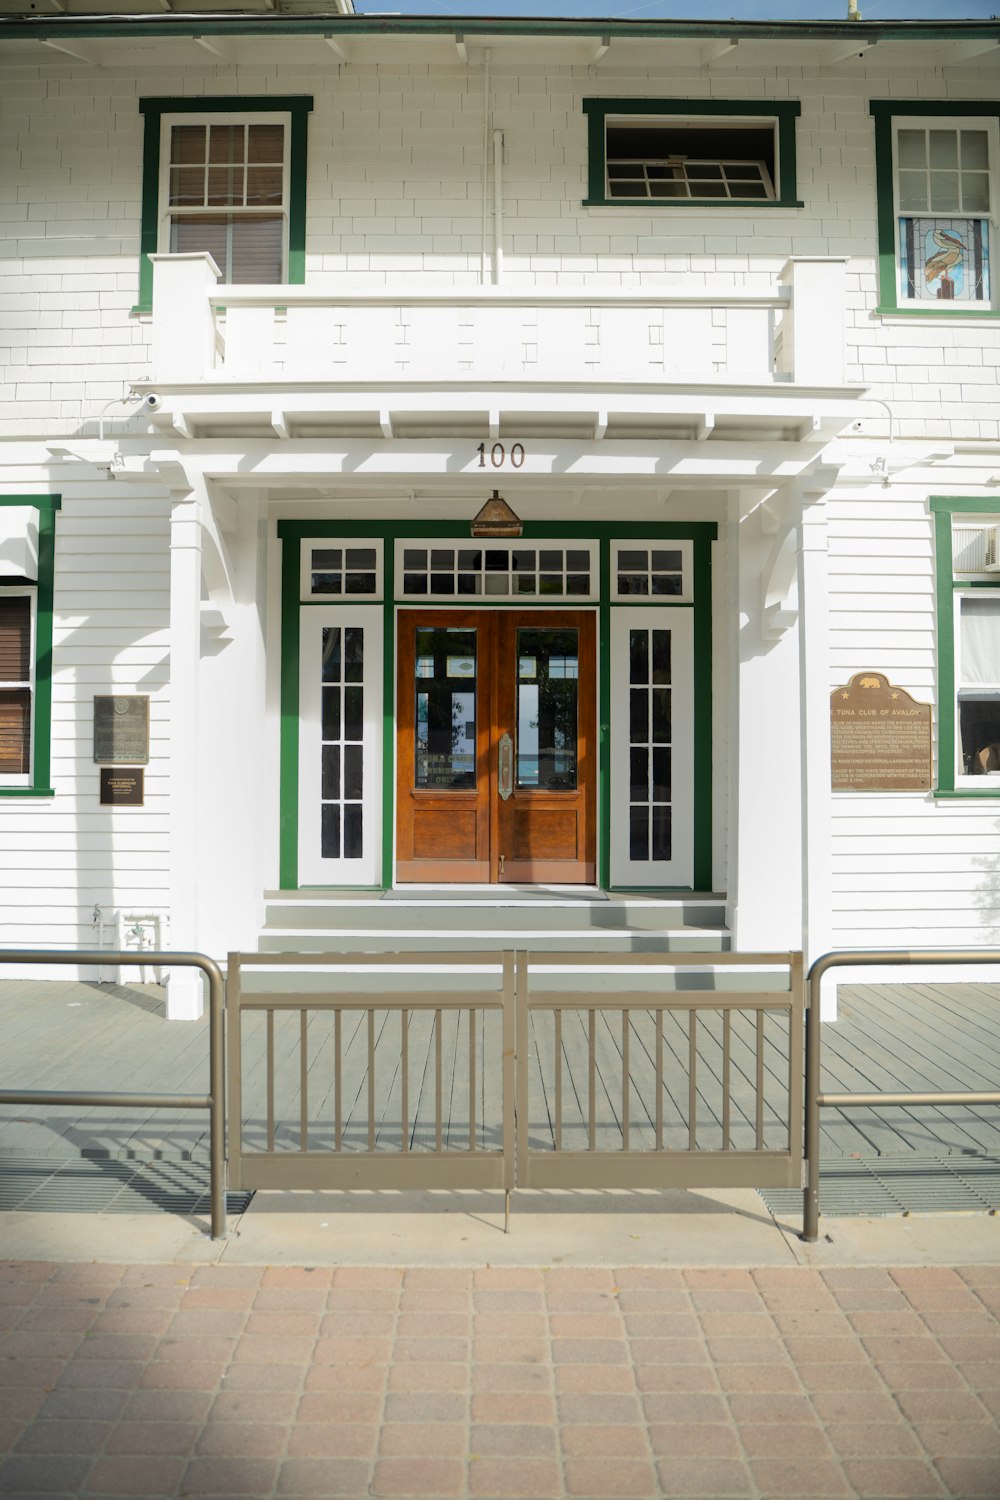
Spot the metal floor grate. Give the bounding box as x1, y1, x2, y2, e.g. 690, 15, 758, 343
0, 1155, 251, 1216
760, 1155, 1000, 1218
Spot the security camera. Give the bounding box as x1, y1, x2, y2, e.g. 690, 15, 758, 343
143, 393, 161, 411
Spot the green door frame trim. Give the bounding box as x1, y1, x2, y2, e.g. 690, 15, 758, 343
869, 101, 1000, 320
277, 519, 716, 893
0, 495, 60, 799
582, 98, 802, 209
931, 496, 1000, 798
134, 95, 313, 316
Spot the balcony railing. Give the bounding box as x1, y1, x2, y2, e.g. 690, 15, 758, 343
149, 255, 848, 390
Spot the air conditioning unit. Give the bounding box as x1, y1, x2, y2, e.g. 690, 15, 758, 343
985, 526, 1000, 572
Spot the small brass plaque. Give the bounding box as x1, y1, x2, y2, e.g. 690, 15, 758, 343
831, 673, 932, 791
94, 695, 149, 765
99, 767, 144, 807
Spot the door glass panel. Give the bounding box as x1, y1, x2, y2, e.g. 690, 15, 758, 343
628, 627, 672, 861
320, 625, 364, 861
414, 628, 477, 789
516, 628, 579, 790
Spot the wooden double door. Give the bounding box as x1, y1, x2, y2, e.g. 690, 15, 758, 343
397, 610, 596, 884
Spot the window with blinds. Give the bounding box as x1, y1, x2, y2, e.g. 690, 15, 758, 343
164, 119, 288, 283
0, 594, 32, 776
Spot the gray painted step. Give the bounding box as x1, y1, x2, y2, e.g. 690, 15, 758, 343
261, 893, 728, 936
256, 928, 731, 955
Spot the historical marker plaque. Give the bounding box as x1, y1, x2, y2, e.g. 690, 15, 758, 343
831, 673, 932, 791
99, 767, 144, 807
93, 695, 149, 765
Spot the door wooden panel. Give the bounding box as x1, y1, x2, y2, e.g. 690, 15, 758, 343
396, 608, 595, 884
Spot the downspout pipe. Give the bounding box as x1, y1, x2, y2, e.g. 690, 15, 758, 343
493, 128, 504, 285
481, 49, 491, 285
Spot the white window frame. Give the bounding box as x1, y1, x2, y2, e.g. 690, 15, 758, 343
611, 540, 693, 604
300, 538, 384, 603
393, 538, 599, 603
609, 606, 694, 888
954, 587, 1000, 786
298, 604, 384, 886
158, 110, 292, 284
891, 114, 998, 312
0, 588, 35, 789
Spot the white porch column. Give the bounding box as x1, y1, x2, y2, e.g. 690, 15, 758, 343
167, 492, 204, 1019
797, 497, 835, 1015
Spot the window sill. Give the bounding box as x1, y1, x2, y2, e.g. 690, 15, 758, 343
583, 198, 804, 210
933, 786, 1000, 798
0, 787, 55, 798
875, 306, 1000, 321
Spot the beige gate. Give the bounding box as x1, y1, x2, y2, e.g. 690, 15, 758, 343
226, 949, 803, 1200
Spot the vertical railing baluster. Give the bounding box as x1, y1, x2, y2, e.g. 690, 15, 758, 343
401, 1008, 409, 1153
555, 1010, 563, 1152
588, 1009, 596, 1152
334, 1009, 342, 1151
622, 1010, 630, 1152
266, 1009, 275, 1153
469, 1008, 476, 1152
300, 1009, 308, 1152
435, 1008, 443, 1153
688, 1009, 697, 1152
367, 1009, 376, 1152
722, 1010, 732, 1151
655, 1008, 664, 1150
756, 1009, 765, 1151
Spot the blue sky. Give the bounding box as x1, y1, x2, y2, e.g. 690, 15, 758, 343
352, 2, 1000, 19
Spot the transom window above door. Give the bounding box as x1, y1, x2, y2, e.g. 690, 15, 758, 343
394, 541, 598, 601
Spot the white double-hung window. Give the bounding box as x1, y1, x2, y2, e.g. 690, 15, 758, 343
161, 114, 290, 284
871, 102, 999, 314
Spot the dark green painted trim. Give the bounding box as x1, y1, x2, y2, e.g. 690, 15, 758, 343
951, 579, 1000, 590
133, 95, 313, 315
381, 545, 395, 894
691, 531, 714, 892
869, 100, 1000, 317
278, 526, 302, 890
0, 496, 60, 797
931, 496, 1000, 514
930, 496, 1000, 797
12, 18, 999, 42
598, 537, 612, 893
279, 518, 718, 894
582, 97, 802, 210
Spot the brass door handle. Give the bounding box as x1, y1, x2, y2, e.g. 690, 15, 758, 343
498, 732, 513, 801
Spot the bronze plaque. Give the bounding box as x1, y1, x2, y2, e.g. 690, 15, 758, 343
99, 767, 144, 807
831, 673, 932, 791
94, 695, 149, 765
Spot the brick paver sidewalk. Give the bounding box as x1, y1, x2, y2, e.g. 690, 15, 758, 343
0, 1261, 998, 1499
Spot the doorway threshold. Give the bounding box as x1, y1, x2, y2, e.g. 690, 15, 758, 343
382, 885, 609, 903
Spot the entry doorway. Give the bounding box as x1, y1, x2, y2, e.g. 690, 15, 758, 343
396, 610, 597, 884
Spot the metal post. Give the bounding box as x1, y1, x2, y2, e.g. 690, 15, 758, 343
802, 956, 825, 1242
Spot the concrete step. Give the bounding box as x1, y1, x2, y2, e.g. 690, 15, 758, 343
261, 892, 728, 936
255, 926, 731, 955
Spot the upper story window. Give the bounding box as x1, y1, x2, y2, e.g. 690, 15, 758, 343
135, 96, 313, 314
163, 117, 289, 284
583, 99, 802, 210
871, 102, 999, 317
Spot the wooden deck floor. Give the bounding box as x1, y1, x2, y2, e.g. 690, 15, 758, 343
0, 977, 998, 1165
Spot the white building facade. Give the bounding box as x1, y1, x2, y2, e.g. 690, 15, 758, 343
2, 10, 999, 1016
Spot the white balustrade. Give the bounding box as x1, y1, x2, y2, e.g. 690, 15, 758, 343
148, 258, 848, 388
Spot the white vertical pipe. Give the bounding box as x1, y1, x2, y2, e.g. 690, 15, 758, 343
492, 128, 504, 285
481, 49, 491, 285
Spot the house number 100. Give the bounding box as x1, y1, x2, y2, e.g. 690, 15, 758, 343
478, 441, 525, 468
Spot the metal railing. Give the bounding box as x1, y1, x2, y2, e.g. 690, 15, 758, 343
0, 950, 226, 1238
226, 951, 516, 1220
517, 951, 805, 1191
803, 948, 1000, 1242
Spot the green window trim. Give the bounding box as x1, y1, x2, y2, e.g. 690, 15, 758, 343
870, 100, 1000, 318
930, 495, 1000, 797
276, 519, 716, 893
134, 94, 313, 316
0, 496, 60, 799
582, 98, 802, 209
